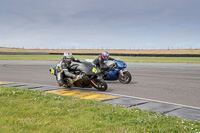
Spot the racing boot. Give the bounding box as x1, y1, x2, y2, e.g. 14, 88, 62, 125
58, 80, 64, 87
57, 72, 65, 86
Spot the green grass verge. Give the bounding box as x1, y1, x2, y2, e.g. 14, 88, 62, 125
0, 86, 200, 133
0, 54, 200, 63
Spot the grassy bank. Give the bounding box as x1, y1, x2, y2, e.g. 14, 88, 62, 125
0, 86, 200, 132
0, 55, 200, 63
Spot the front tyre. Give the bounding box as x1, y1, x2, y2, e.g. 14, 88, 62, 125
91, 79, 107, 91
119, 71, 132, 84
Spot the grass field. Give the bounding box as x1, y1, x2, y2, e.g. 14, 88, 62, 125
1, 86, 200, 133
0, 54, 200, 63
1, 47, 200, 63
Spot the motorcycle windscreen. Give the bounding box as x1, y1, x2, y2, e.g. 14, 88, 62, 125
114, 60, 127, 69
104, 60, 115, 68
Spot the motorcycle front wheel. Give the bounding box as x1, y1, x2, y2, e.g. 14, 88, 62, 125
119, 71, 132, 84
91, 78, 108, 91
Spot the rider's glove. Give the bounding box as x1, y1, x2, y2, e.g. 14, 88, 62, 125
76, 75, 83, 80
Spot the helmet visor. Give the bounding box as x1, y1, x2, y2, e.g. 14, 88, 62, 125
104, 56, 108, 60
66, 58, 71, 61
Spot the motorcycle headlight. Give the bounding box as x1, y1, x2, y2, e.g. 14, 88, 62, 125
124, 63, 127, 67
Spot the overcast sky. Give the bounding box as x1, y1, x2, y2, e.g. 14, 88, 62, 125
0, 0, 200, 49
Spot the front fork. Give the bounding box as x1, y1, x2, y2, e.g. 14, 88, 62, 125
118, 69, 128, 78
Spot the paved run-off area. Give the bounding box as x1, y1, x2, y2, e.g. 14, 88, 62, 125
1, 81, 200, 122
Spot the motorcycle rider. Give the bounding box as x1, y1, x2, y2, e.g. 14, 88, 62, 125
56, 51, 83, 87
92, 51, 114, 73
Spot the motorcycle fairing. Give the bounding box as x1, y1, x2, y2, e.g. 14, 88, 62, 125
69, 61, 100, 76
113, 60, 127, 69
49, 65, 57, 75
104, 68, 121, 80
104, 60, 127, 80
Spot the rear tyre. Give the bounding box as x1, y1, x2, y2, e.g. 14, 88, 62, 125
91, 79, 107, 91
119, 71, 132, 84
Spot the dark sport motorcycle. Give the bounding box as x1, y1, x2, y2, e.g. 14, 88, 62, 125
49, 61, 108, 91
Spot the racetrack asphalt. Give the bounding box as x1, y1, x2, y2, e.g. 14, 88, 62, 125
0, 60, 200, 109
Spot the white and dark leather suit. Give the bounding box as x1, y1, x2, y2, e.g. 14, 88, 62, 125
56, 56, 81, 86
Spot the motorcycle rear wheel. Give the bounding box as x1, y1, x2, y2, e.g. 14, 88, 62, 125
91, 79, 108, 91
119, 71, 132, 84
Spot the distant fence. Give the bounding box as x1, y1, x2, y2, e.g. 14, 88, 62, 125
0, 52, 200, 57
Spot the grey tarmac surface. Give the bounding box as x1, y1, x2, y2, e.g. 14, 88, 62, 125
0, 60, 199, 107
0, 60, 200, 121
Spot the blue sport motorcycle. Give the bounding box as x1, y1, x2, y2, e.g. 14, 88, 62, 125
86, 57, 132, 84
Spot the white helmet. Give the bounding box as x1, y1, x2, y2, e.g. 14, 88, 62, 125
63, 51, 72, 59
